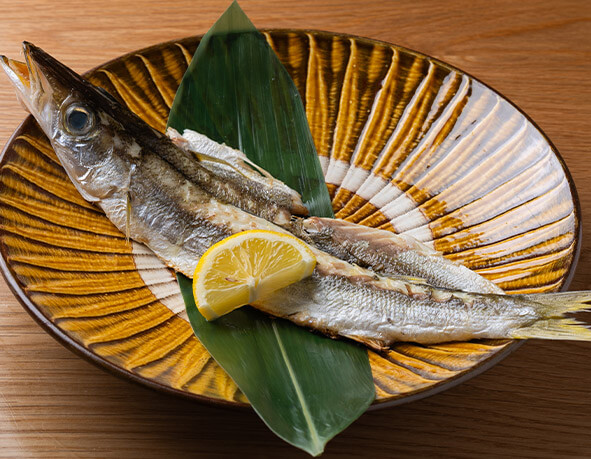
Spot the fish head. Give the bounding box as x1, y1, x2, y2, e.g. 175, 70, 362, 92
1, 42, 140, 202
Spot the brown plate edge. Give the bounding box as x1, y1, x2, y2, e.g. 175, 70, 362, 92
0, 31, 582, 411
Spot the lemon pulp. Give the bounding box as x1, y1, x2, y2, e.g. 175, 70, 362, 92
192, 230, 317, 320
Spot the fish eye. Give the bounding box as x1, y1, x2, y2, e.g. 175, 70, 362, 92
64, 104, 95, 136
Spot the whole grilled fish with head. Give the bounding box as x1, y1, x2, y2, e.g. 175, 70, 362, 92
0, 44, 306, 229
3, 42, 591, 348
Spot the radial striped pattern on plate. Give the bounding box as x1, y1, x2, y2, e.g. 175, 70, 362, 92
0, 32, 578, 407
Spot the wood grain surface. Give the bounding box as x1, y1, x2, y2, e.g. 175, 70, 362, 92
0, 0, 589, 457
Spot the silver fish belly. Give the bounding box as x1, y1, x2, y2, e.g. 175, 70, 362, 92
101, 149, 292, 277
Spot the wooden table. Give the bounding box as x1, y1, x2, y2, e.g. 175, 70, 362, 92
0, 1, 589, 457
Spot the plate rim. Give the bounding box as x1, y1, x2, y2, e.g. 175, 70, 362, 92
0, 30, 582, 410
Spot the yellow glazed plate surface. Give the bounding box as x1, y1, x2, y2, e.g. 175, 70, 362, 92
0, 31, 580, 407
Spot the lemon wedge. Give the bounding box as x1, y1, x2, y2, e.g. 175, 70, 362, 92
193, 230, 317, 320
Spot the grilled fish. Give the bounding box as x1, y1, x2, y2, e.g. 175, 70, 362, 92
2, 42, 591, 348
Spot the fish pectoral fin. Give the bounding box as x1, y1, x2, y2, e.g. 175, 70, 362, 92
192, 151, 256, 180
343, 333, 389, 352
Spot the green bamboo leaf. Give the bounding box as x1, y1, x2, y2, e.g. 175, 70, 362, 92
179, 276, 374, 456
167, 2, 375, 455
167, 1, 332, 217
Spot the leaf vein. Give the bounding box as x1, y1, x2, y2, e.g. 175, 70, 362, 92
272, 321, 322, 454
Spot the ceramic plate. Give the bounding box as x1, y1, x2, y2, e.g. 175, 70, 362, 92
0, 31, 580, 408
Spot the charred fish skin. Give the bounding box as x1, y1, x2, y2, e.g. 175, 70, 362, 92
172, 132, 500, 295
300, 217, 503, 294
3, 42, 591, 347
71, 127, 292, 277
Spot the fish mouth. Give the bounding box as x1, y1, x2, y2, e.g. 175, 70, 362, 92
0, 42, 44, 113
0, 53, 30, 91
1, 41, 87, 120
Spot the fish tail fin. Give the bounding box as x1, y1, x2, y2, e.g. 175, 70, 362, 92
511, 291, 591, 341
